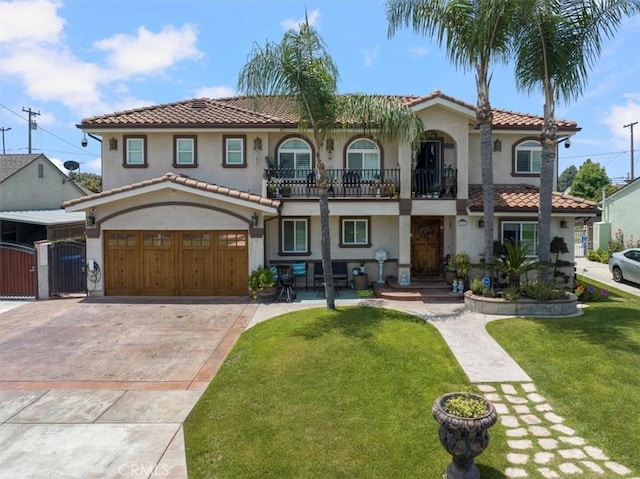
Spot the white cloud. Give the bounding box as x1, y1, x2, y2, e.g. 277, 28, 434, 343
281, 9, 320, 30
0, 0, 64, 44
364, 45, 379, 67
194, 86, 236, 99
94, 24, 202, 79
409, 46, 430, 57
601, 98, 640, 149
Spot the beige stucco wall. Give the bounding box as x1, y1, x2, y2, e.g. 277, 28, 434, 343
0, 160, 85, 210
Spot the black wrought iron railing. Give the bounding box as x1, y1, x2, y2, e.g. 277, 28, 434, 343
411, 167, 458, 199
265, 168, 401, 199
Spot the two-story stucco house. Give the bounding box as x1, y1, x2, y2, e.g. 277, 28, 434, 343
63, 91, 598, 297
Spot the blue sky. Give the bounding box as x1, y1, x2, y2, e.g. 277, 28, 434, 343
1, 0, 639, 182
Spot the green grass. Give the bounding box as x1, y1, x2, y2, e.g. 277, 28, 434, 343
487, 280, 640, 472
184, 306, 509, 479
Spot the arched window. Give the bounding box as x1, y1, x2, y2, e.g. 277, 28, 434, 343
278, 138, 312, 178
515, 140, 542, 174
346, 138, 380, 171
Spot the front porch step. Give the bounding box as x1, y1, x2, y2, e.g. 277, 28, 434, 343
374, 279, 464, 302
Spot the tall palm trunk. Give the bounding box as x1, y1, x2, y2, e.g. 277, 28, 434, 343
477, 65, 495, 265
538, 88, 556, 276
315, 146, 336, 308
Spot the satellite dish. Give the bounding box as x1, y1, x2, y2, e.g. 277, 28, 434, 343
64, 160, 80, 171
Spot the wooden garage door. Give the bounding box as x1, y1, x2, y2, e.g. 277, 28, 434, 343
104, 230, 248, 296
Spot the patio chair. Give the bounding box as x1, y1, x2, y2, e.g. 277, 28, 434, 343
291, 261, 308, 291
342, 170, 361, 197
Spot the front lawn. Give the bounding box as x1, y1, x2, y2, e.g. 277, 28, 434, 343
184, 306, 508, 479
487, 282, 640, 472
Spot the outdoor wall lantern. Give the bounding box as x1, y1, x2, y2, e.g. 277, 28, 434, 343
493, 138, 502, 152
109, 137, 118, 150
560, 220, 568, 229
253, 137, 263, 152
86, 210, 96, 227
478, 219, 485, 228
252, 212, 259, 227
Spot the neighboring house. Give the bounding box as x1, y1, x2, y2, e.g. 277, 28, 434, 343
593, 176, 640, 250
0, 154, 86, 243
63, 91, 598, 297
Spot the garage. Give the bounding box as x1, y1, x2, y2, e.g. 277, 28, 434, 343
104, 230, 248, 296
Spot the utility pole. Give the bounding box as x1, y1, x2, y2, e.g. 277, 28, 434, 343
623, 121, 638, 181
0, 127, 10, 155
21, 107, 40, 154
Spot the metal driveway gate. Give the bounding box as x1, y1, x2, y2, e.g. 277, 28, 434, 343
0, 242, 36, 298
49, 241, 86, 296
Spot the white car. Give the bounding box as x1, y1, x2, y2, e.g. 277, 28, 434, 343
609, 248, 640, 285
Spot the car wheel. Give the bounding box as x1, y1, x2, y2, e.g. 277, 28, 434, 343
612, 266, 623, 283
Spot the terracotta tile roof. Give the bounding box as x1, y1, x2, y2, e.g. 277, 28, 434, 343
467, 184, 598, 214
79, 92, 576, 131
63, 173, 281, 210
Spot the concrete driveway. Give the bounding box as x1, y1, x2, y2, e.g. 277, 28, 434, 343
0, 297, 257, 479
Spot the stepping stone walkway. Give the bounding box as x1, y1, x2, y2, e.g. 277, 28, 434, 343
476, 383, 638, 478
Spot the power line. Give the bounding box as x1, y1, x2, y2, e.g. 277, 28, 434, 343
1, 104, 98, 156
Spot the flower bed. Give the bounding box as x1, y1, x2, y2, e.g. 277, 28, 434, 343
464, 291, 579, 316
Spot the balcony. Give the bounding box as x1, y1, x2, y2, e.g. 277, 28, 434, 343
411, 167, 458, 199
263, 167, 458, 200
265, 168, 400, 199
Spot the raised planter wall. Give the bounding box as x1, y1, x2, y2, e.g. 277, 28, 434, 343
464, 291, 579, 317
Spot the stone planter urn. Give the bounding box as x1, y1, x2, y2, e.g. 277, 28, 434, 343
432, 392, 498, 479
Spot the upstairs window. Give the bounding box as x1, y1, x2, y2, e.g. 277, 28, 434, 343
174, 136, 197, 167
514, 140, 542, 174
123, 136, 147, 167
347, 138, 380, 170
223, 136, 246, 167
278, 138, 312, 178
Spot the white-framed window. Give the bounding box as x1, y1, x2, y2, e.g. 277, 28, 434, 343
515, 140, 542, 174
347, 138, 380, 179
174, 136, 196, 166
501, 221, 538, 255
281, 218, 308, 254
341, 218, 370, 247
278, 138, 312, 178
123, 136, 146, 167
224, 136, 245, 166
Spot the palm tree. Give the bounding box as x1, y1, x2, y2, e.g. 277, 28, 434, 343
511, 0, 640, 271
238, 19, 423, 309
387, 0, 515, 266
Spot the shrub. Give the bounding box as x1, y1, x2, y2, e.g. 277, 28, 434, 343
249, 266, 276, 298
482, 287, 496, 298
609, 228, 625, 252
520, 279, 566, 301
587, 248, 611, 264
502, 284, 521, 301
470, 276, 484, 295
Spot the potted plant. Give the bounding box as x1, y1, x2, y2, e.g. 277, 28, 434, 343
432, 392, 498, 479
444, 255, 456, 284
249, 266, 277, 302
454, 253, 471, 290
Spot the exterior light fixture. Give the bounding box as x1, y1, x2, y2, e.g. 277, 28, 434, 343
478, 219, 485, 228
253, 137, 262, 151
86, 210, 96, 227
493, 139, 502, 152
560, 220, 568, 229
109, 137, 118, 150
252, 212, 259, 227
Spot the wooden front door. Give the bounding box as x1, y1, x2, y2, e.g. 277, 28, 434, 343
411, 217, 443, 277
